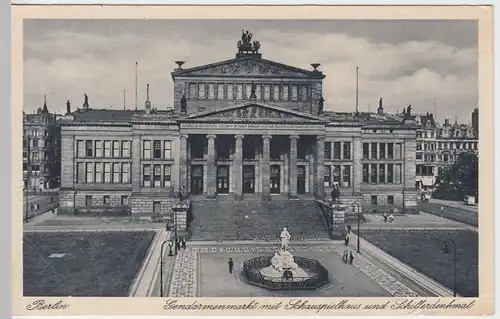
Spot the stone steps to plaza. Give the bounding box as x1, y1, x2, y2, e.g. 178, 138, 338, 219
189, 197, 330, 241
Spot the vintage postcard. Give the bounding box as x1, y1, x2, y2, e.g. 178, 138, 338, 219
11, 4, 494, 316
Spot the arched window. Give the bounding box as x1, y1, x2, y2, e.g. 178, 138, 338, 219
44, 130, 48, 137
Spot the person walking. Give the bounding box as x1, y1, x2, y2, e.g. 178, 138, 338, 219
349, 251, 354, 265
182, 238, 187, 250
389, 213, 394, 223
344, 235, 350, 247
228, 257, 234, 274
175, 238, 181, 252
343, 250, 348, 263
346, 225, 352, 234
382, 212, 388, 222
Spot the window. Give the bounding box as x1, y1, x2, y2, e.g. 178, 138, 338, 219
217, 83, 224, 100
104, 163, 111, 183
272, 85, 279, 101
387, 195, 394, 205
103, 195, 110, 206
121, 141, 130, 157
342, 165, 351, 187
300, 85, 308, 101
333, 142, 341, 160
85, 195, 92, 206
95, 141, 103, 157
153, 140, 162, 159
416, 153, 422, 160
121, 195, 129, 206
281, 85, 289, 100
363, 143, 369, 159
32, 152, 38, 161
379, 143, 386, 159
363, 164, 369, 183
263, 85, 270, 100
189, 83, 197, 99
371, 195, 378, 205
95, 163, 102, 183
113, 163, 120, 183
164, 164, 172, 187
85, 163, 93, 183
324, 165, 331, 187
86, 140, 93, 157
153, 201, 161, 214
121, 163, 130, 183
371, 143, 378, 159
370, 164, 377, 183
77, 162, 84, 183
343, 142, 351, 160
39, 139, 45, 148
226, 84, 234, 100
245, 83, 252, 99
23, 151, 27, 159
143, 165, 151, 187
235, 84, 243, 100
104, 141, 111, 157
395, 143, 402, 159
387, 164, 394, 183
113, 141, 120, 158
324, 142, 332, 160
164, 141, 172, 159
198, 83, 206, 99
143, 140, 151, 159
77, 141, 85, 157
291, 85, 298, 101
333, 165, 341, 184
255, 84, 262, 100
151, 164, 160, 187
379, 164, 385, 183
443, 154, 449, 162
395, 164, 402, 184
23, 163, 27, 171
207, 83, 215, 100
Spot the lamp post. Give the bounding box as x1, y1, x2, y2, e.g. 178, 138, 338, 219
443, 238, 457, 297
171, 201, 187, 256
24, 184, 28, 223
159, 240, 169, 297
352, 203, 361, 254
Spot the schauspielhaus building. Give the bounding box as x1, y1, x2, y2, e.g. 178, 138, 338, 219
58, 34, 419, 216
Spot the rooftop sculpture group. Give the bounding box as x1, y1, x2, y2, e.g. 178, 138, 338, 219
237, 30, 261, 55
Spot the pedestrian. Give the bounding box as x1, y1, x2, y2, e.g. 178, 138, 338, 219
342, 250, 348, 263
228, 257, 234, 274
389, 214, 394, 223
349, 251, 354, 265
346, 225, 352, 234
382, 213, 387, 222
50, 197, 53, 203
175, 238, 181, 252
182, 238, 186, 250
344, 235, 350, 247
51, 208, 55, 214
441, 206, 445, 212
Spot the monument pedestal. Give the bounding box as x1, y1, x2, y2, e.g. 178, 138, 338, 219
259, 250, 309, 282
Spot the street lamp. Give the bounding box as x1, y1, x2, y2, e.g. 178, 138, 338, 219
443, 239, 457, 297
24, 183, 29, 223
352, 203, 361, 254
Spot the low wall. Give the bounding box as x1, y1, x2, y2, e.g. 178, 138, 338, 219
316, 200, 346, 240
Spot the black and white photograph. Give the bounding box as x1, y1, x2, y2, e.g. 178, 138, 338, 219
13, 5, 494, 316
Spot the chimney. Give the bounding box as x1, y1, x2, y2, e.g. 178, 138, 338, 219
377, 97, 384, 114
145, 84, 151, 114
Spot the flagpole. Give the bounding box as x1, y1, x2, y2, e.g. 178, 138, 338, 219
135, 62, 138, 111
356, 67, 359, 114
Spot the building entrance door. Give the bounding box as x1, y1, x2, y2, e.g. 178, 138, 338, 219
270, 165, 281, 194
216, 165, 230, 194
190, 165, 204, 195
297, 165, 306, 194
243, 165, 255, 193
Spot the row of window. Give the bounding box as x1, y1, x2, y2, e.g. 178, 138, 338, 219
416, 165, 435, 176
324, 165, 351, 188
362, 163, 402, 184
142, 164, 173, 188
23, 138, 51, 148
437, 141, 478, 150
24, 151, 50, 162
85, 195, 129, 207
325, 142, 351, 160
362, 143, 402, 160
371, 195, 395, 205
23, 164, 46, 173
416, 154, 436, 162
77, 140, 131, 158
416, 131, 436, 138
76, 162, 131, 184
23, 129, 49, 137
187, 82, 311, 102
143, 140, 173, 160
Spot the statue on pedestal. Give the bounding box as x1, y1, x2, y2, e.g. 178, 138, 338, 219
280, 227, 291, 251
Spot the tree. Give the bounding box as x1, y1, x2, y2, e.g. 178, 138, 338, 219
433, 152, 478, 201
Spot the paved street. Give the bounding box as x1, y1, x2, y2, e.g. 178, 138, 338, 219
22, 195, 59, 220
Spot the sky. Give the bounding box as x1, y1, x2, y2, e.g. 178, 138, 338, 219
24, 19, 478, 124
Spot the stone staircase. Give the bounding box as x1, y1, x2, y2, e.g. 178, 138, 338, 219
189, 196, 330, 241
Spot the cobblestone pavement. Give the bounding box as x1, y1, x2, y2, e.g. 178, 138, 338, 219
167, 244, 419, 297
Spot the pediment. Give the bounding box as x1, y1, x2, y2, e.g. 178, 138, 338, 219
173, 57, 324, 79
183, 103, 326, 123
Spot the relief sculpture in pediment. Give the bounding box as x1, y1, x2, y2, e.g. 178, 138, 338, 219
193, 60, 301, 76
208, 106, 296, 119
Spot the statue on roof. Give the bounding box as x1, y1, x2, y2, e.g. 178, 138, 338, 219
180, 94, 187, 113
83, 93, 89, 109
318, 96, 325, 114
237, 30, 259, 56
252, 41, 261, 54
250, 81, 257, 99
66, 100, 71, 115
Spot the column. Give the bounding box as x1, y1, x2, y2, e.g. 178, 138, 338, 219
316, 136, 325, 198
132, 134, 141, 193
261, 134, 271, 200
206, 134, 216, 198
353, 137, 362, 195
385, 164, 388, 184
376, 142, 380, 159
340, 142, 344, 160
289, 135, 298, 198
179, 134, 188, 191
234, 134, 244, 199
368, 143, 372, 159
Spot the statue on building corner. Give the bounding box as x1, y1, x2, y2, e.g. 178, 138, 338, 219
180, 94, 187, 113
66, 100, 71, 115
250, 81, 257, 99
318, 96, 325, 114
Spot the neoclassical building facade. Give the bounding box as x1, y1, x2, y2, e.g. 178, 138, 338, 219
58, 38, 419, 216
